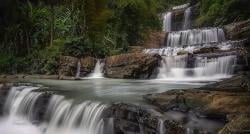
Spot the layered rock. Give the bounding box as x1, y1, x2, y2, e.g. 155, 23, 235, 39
143, 32, 166, 48
104, 53, 161, 79
224, 19, 250, 40
58, 56, 78, 79
79, 56, 97, 77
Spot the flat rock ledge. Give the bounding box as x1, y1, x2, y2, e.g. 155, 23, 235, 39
144, 75, 250, 134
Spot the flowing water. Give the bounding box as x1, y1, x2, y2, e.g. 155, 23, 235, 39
88, 60, 104, 79
183, 7, 192, 30
75, 61, 81, 78
163, 12, 172, 32
166, 28, 226, 46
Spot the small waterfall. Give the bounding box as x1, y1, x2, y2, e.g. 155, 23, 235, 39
44, 95, 107, 134
166, 28, 226, 47
183, 7, 192, 30
157, 119, 165, 134
75, 60, 81, 78
88, 60, 104, 79
4, 86, 41, 120
163, 12, 172, 32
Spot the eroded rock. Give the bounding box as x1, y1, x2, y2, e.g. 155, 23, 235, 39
224, 19, 250, 40
80, 56, 97, 77
58, 56, 78, 79
104, 53, 161, 79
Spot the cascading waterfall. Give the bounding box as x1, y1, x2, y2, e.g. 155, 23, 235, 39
75, 61, 81, 78
183, 7, 192, 30
144, 26, 239, 81
44, 95, 108, 134
88, 60, 105, 79
163, 12, 172, 32
166, 28, 226, 46
1, 86, 111, 134
4, 86, 41, 120
157, 55, 236, 81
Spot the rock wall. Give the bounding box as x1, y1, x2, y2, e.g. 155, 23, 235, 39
79, 56, 97, 77
143, 32, 166, 48
224, 19, 250, 40
104, 53, 161, 79
58, 56, 78, 79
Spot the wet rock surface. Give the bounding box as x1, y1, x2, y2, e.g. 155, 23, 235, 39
106, 103, 185, 134
104, 53, 161, 79
144, 75, 250, 134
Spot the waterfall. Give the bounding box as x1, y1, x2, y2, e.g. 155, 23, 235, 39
183, 7, 192, 30
44, 95, 107, 134
4, 86, 41, 120
88, 60, 104, 79
166, 28, 226, 46
75, 60, 81, 78
163, 12, 172, 32
2, 86, 112, 134
157, 55, 236, 81
157, 119, 165, 134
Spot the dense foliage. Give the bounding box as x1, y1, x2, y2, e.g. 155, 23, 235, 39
0, 0, 164, 74
197, 0, 250, 26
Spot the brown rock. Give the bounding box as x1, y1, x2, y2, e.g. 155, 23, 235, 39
224, 19, 250, 40
58, 56, 78, 79
143, 32, 166, 48
219, 114, 250, 134
80, 56, 97, 77
104, 53, 161, 79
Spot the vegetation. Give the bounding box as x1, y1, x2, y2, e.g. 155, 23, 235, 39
197, 0, 250, 26
0, 0, 248, 74
0, 0, 165, 74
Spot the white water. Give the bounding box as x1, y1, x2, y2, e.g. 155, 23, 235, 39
172, 3, 190, 10
88, 60, 104, 79
1, 86, 110, 134
183, 7, 192, 30
163, 12, 172, 32
157, 55, 236, 81
166, 28, 226, 46
43, 95, 107, 134
75, 61, 81, 78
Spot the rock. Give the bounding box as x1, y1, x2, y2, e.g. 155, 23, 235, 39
58, 56, 78, 79
128, 46, 145, 53
177, 51, 191, 55
144, 89, 250, 116
104, 53, 161, 79
106, 103, 185, 134
80, 56, 97, 77
193, 47, 220, 54
219, 114, 250, 134
143, 32, 166, 48
224, 19, 250, 40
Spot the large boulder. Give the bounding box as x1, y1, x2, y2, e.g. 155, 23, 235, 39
104, 53, 161, 79
58, 56, 78, 79
223, 19, 250, 40
80, 56, 97, 77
